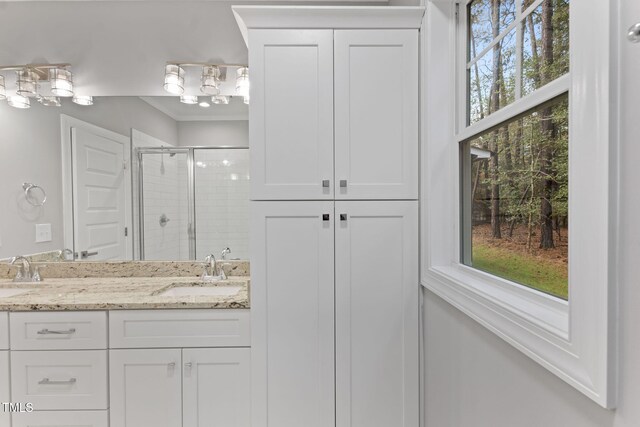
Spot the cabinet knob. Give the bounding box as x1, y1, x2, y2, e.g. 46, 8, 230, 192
322, 214, 330, 221
185, 362, 193, 369
340, 180, 347, 188
340, 214, 347, 221
322, 179, 330, 188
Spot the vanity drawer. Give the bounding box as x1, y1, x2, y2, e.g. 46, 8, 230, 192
10, 350, 108, 410
12, 410, 108, 427
0, 312, 8, 350
109, 309, 250, 348
10, 311, 107, 350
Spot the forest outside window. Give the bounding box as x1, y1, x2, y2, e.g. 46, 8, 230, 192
461, 0, 570, 300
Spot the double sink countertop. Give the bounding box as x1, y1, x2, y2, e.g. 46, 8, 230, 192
0, 260, 250, 311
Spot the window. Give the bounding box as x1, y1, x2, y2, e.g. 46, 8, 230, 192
421, 0, 617, 408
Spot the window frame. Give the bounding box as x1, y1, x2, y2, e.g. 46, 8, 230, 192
421, 0, 618, 408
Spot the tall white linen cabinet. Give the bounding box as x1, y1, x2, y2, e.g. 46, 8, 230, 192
234, 7, 425, 427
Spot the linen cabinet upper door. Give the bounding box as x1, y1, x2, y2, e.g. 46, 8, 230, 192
249, 30, 334, 200
334, 30, 419, 200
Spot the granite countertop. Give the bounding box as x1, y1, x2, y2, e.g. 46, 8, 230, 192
0, 276, 250, 311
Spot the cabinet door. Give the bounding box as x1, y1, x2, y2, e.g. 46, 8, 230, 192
251, 201, 335, 427
183, 348, 251, 427
109, 349, 182, 427
249, 29, 334, 200
335, 201, 419, 427
0, 351, 9, 427
334, 30, 419, 200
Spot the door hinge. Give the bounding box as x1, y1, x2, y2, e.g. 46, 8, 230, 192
124, 227, 128, 237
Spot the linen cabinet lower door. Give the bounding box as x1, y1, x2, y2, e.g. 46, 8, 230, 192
109, 349, 182, 427
335, 201, 419, 427
0, 351, 9, 427
182, 348, 251, 427
251, 201, 335, 427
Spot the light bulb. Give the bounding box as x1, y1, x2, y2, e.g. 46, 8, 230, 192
49, 68, 74, 97
72, 95, 93, 106
164, 64, 185, 95
200, 66, 220, 95
199, 100, 211, 108
38, 96, 61, 107
235, 67, 249, 97
8, 94, 30, 109
180, 95, 198, 105
211, 95, 229, 105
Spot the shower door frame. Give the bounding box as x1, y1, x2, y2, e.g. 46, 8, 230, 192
136, 146, 249, 261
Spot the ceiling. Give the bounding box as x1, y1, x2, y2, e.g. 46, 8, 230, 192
139, 95, 249, 121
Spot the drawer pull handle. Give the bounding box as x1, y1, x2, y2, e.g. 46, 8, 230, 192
37, 328, 76, 335
38, 377, 77, 385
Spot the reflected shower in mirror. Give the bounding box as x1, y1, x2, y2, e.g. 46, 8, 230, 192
0, 96, 249, 261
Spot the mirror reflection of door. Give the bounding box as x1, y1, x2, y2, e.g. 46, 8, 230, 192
64, 118, 132, 261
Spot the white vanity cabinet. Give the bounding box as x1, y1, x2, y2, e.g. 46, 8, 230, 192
249, 29, 418, 201
109, 310, 251, 427
0, 350, 9, 427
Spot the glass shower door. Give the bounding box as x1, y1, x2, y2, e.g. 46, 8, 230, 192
138, 149, 193, 260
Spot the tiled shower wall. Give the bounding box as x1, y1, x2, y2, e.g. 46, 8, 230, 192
194, 149, 250, 260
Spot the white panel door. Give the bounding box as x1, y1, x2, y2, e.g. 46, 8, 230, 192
72, 126, 130, 260
109, 349, 182, 427
335, 201, 419, 427
251, 201, 335, 427
183, 348, 251, 427
249, 30, 334, 200
334, 30, 419, 200
0, 351, 9, 427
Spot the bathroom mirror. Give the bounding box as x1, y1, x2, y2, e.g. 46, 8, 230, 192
0, 96, 249, 262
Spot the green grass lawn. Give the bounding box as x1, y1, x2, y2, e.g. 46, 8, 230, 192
472, 243, 568, 300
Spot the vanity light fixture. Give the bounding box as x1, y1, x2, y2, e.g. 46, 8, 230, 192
0, 75, 5, 100
72, 95, 94, 106
243, 95, 250, 105
37, 96, 61, 107
7, 94, 30, 109
201, 65, 221, 95
211, 95, 229, 105
235, 67, 249, 98
17, 70, 38, 97
180, 95, 198, 105
164, 64, 185, 95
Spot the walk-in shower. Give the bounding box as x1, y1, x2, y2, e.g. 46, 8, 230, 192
135, 147, 249, 261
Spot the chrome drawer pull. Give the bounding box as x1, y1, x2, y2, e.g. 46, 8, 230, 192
38, 377, 77, 385
37, 328, 77, 335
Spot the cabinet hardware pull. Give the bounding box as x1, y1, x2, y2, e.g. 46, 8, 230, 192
185, 362, 193, 369
340, 214, 347, 221
629, 23, 640, 43
340, 180, 347, 188
322, 179, 330, 188
168, 362, 176, 368
38, 377, 77, 385
322, 214, 330, 221
37, 328, 76, 335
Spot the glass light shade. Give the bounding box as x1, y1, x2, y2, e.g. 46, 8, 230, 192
0, 75, 6, 100
72, 95, 93, 106
38, 96, 61, 107
17, 70, 38, 97
244, 95, 250, 105
235, 67, 250, 97
198, 100, 211, 108
200, 66, 220, 95
8, 94, 30, 109
211, 95, 229, 105
49, 68, 74, 97
180, 95, 198, 104
164, 64, 185, 95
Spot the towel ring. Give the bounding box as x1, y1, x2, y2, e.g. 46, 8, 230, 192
23, 183, 47, 207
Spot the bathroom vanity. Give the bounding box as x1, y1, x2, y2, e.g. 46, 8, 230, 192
0, 262, 250, 427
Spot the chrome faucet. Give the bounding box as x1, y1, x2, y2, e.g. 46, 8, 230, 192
9, 256, 41, 282
202, 253, 226, 281
58, 249, 74, 261
221, 247, 231, 260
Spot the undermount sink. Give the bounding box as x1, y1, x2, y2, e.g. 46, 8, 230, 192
157, 285, 243, 298
0, 288, 30, 298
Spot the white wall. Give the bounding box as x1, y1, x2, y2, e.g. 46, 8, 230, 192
423, 1, 640, 426
0, 98, 177, 259
178, 120, 249, 147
